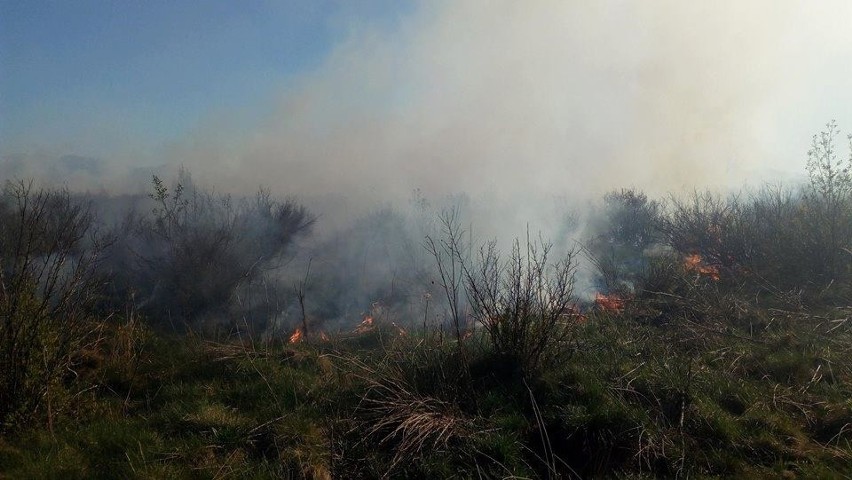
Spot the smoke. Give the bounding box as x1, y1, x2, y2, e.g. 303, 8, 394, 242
6, 2, 852, 213
153, 1, 852, 202
4, 1, 852, 331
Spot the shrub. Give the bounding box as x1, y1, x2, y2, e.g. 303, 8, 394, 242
464, 234, 579, 375
802, 120, 852, 282
0, 181, 108, 430
424, 209, 580, 375
587, 188, 663, 292
132, 172, 315, 332
657, 122, 852, 296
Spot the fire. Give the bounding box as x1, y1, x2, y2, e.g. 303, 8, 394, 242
354, 315, 374, 334
561, 304, 587, 324
595, 293, 626, 313
392, 322, 407, 336
289, 328, 304, 344
684, 253, 721, 281
684, 253, 699, 266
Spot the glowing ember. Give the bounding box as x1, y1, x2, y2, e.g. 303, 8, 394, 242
684, 253, 702, 269
561, 304, 587, 324
392, 322, 407, 336
354, 315, 374, 334
595, 293, 626, 313
289, 328, 304, 344
684, 253, 721, 281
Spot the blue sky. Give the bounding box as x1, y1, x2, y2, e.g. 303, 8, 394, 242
0, 0, 413, 154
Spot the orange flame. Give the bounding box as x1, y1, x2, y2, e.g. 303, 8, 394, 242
684, 253, 720, 281
354, 315, 374, 334
595, 293, 625, 313
289, 328, 304, 344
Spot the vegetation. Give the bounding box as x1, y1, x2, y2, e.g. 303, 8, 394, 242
0, 181, 109, 431
1, 294, 849, 478
123, 171, 316, 333
2, 124, 852, 478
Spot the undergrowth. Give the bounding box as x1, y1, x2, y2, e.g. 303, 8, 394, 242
1, 291, 850, 479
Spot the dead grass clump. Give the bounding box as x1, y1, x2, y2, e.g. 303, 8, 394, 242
342, 349, 477, 474
363, 385, 471, 467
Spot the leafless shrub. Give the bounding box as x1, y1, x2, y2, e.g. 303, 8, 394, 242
659, 185, 852, 299
465, 233, 579, 374
136, 172, 315, 332
659, 191, 737, 265
0, 180, 109, 430
423, 209, 580, 374
803, 120, 852, 282
424, 208, 469, 345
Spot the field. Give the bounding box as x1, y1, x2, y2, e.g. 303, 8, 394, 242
1, 280, 851, 478
3, 130, 852, 478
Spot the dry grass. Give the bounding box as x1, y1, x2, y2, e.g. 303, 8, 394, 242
340, 352, 476, 475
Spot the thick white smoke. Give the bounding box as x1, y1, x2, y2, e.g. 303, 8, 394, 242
4, 1, 852, 330
161, 1, 852, 201
4, 1, 852, 242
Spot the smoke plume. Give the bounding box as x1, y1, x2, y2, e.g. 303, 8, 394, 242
160, 1, 852, 202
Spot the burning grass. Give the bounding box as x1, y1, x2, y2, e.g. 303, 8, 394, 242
595, 292, 628, 313
4, 236, 851, 478
289, 327, 304, 344
683, 253, 721, 281
353, 315, 374, 334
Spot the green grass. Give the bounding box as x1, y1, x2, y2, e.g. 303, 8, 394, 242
1, 299, 851, 479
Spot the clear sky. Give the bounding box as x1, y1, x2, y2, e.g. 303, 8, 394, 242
2, 1, 851, 199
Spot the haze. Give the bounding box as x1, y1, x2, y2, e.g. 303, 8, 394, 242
2, 0, 852, 203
